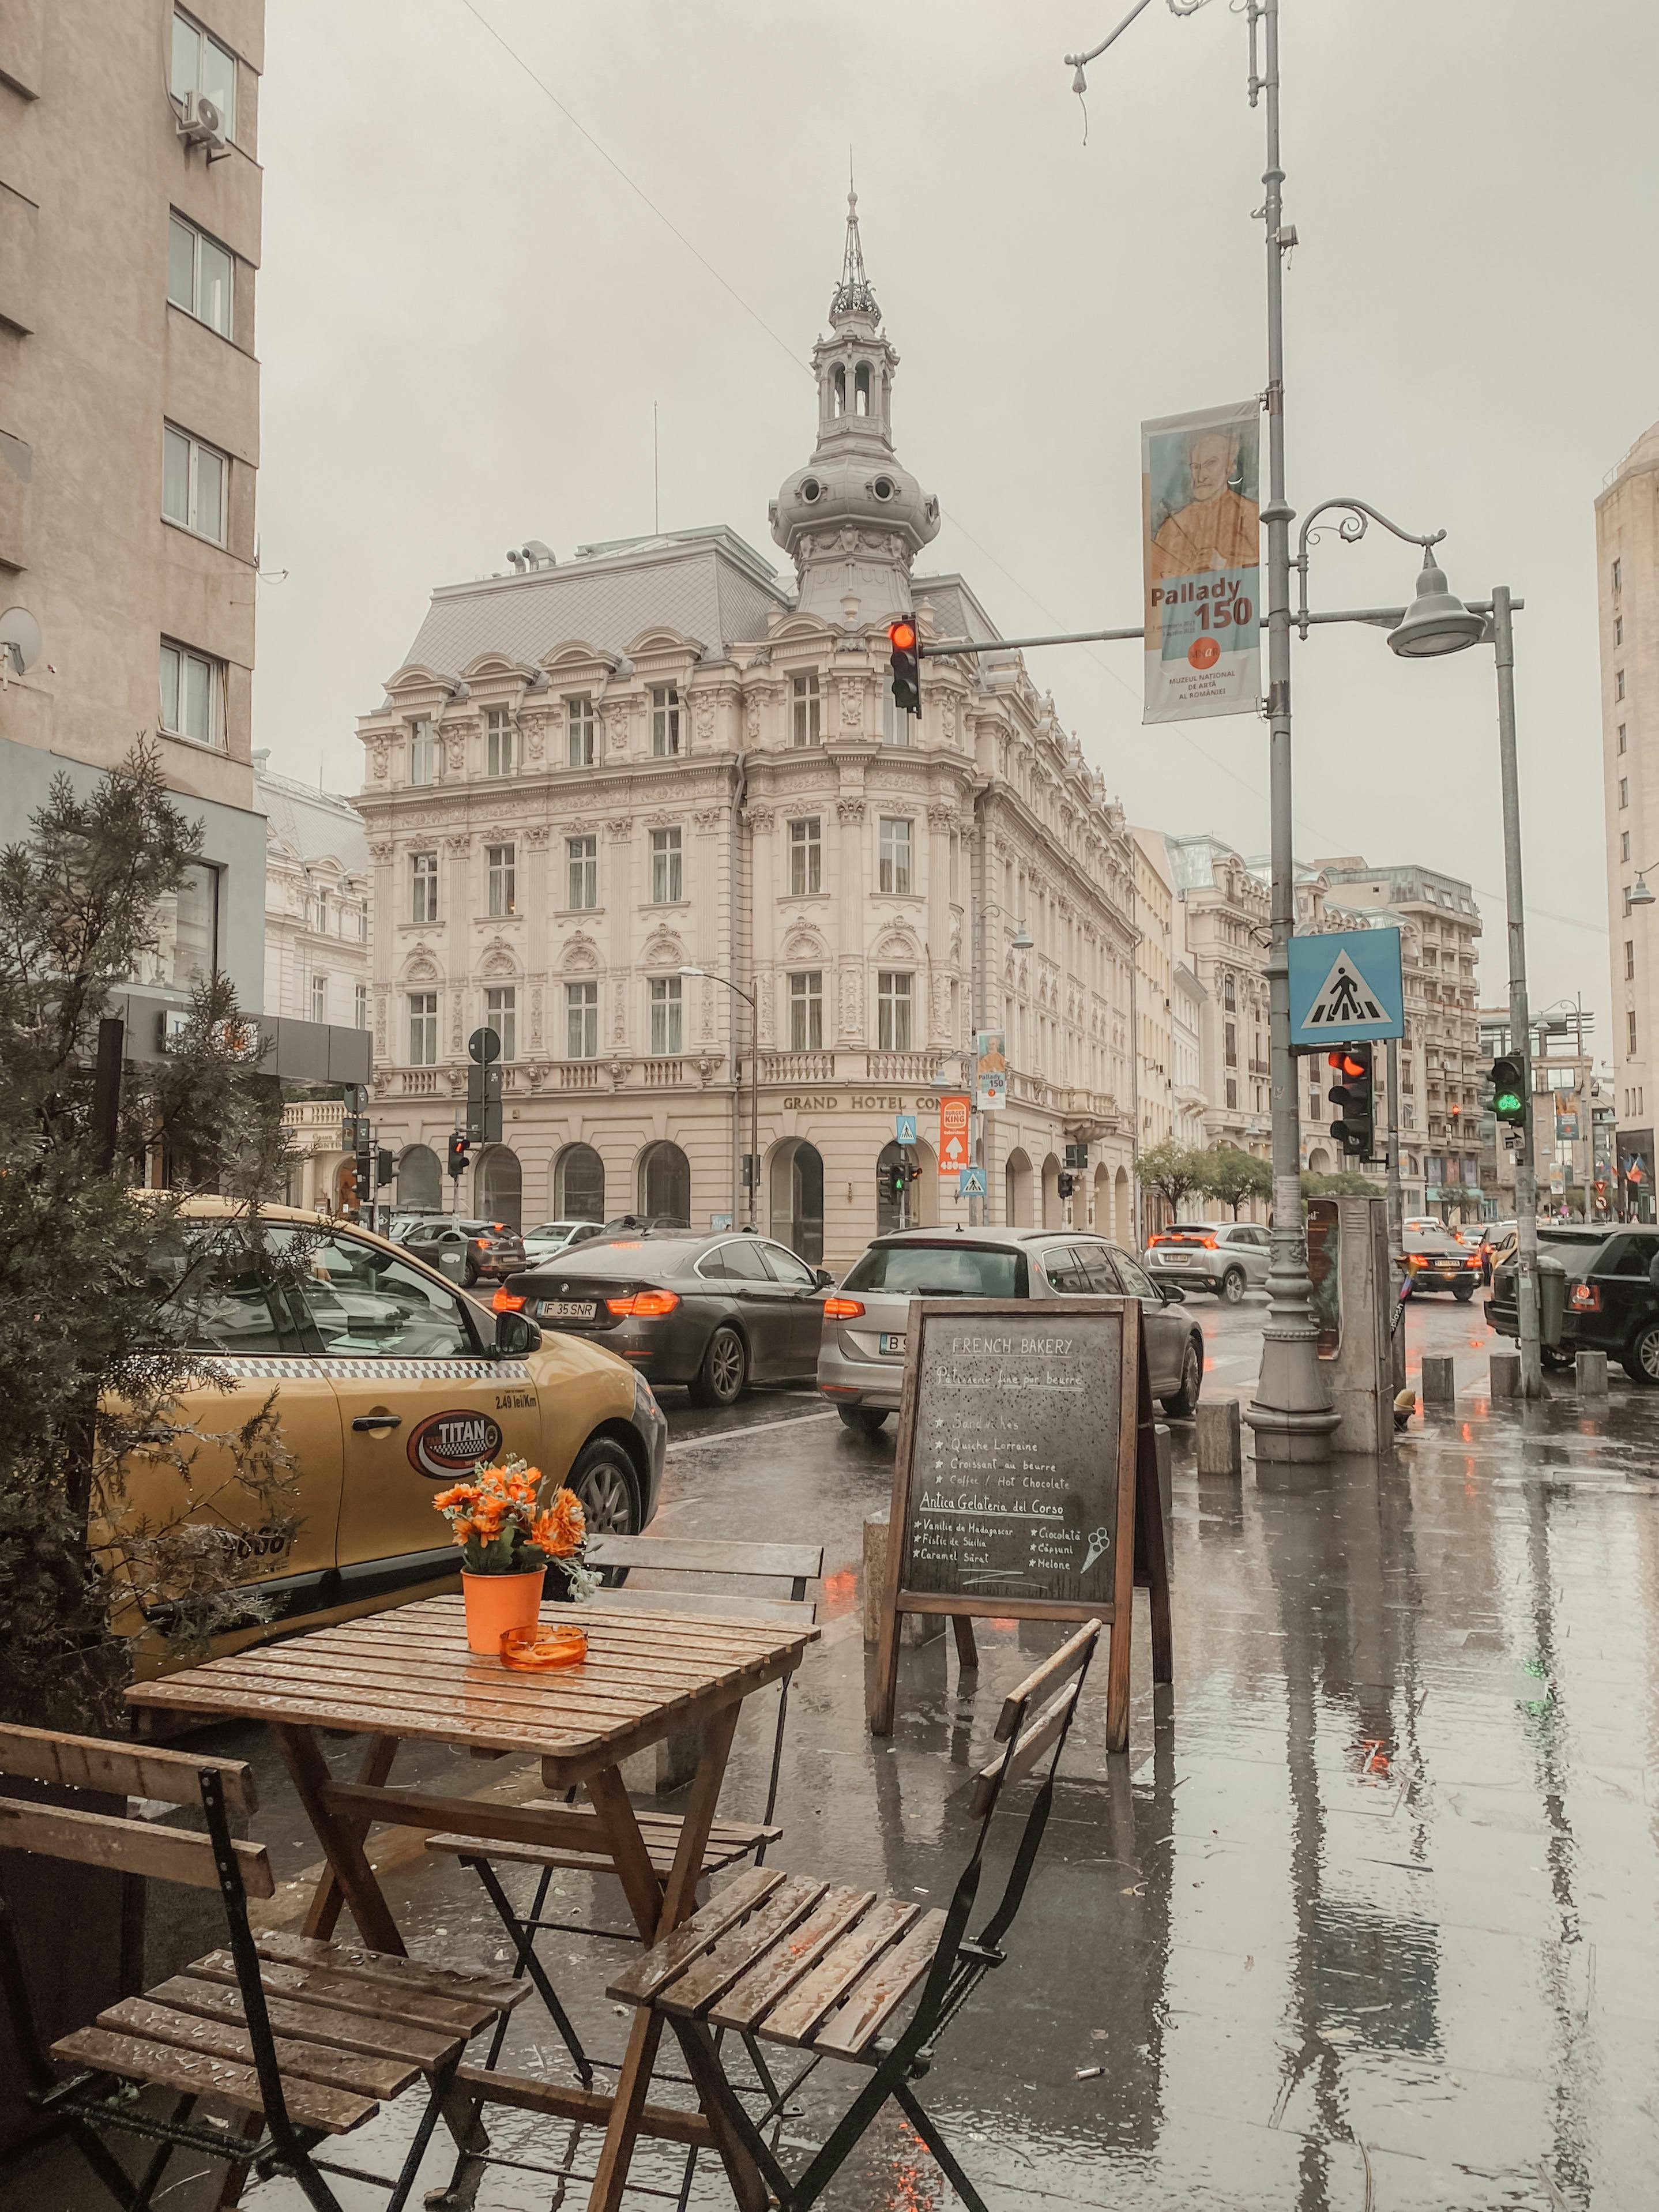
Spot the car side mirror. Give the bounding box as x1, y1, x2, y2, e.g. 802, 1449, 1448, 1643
1160, 1282, 1187, 1304
814, 1267, 836, 1289
493, 1310, 542, 1357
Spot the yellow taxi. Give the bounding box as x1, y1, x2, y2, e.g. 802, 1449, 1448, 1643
117, 1201, 665, 1672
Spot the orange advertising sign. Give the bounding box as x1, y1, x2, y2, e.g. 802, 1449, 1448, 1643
938, 1093, 971, 1178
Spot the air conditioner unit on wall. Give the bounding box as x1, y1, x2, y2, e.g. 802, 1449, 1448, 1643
177, 89, 228, 153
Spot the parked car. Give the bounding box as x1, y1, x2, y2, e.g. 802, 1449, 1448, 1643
1143, 1221, 1271, 1303
1399, 1226, 1484, 1300
119, 1201, 667, 1673
398, 1218, 525, 1286
818, 1227, 1205, 1433
1489, 1224, 1659, 1382
502, 1228, 834, 1406
521, 1219, 607, 1266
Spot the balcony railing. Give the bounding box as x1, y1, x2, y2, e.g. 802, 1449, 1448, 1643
400, 1070, 440, 1094
757, 1052, 836, 1084
642, 1058, 685, 1088
864, 1052, 944, 1084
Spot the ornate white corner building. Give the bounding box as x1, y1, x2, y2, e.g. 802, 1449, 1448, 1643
355, 198, 1141, 1266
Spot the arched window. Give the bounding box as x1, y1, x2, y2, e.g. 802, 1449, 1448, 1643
832, 365, 846, 417
769, 1139, 825, 1265
1005, 1148, 1033, 1229
854, 363, 870, 416
638, 1141, 690, 1225
396, 1143, 441, 1213
555, 1142, 605, 1222
476, 1146, 522, 1231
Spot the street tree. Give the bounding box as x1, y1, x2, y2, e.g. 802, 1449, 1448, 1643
0, 745, 300, 1734
1301, 1170, 1377, 1198
1135, 1141, 1212, 1222
1202, 1145, 1274, 1219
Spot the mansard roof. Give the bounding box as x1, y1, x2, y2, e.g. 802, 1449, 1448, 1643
397, 528, 788, 683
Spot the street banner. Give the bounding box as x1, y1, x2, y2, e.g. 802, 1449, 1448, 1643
1287, 927, 1404, 1048
938, 1094, 971, 1179
973, 1030, 1007, 1111
1141, 397, 1261, 723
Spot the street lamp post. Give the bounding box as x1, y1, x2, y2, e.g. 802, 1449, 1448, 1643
680, 966, 759, 1230
965, 891, 1032, 1227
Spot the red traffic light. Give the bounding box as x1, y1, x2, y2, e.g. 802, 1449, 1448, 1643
888, 619, 916, 652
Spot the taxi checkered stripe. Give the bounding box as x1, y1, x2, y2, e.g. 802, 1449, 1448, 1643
209, 1358, 531, 1382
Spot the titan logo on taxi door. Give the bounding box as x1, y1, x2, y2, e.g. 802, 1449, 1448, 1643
407, 1409, 505, 1481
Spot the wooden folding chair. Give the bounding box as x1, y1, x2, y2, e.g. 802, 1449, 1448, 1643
604, 1620, 1103, 2212
0, 1724, 529, 2212
422, 1535, 820, 2206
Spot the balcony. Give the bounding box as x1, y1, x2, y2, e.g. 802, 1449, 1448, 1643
281, 1099, 344, 1153
552, 1059, 602, 1090
758, 1052, 836, 1084
864, 1052, 945, 1084
398, 1070, 441, 1095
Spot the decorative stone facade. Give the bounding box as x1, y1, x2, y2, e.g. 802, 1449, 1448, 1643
355, 209, 1139, 1265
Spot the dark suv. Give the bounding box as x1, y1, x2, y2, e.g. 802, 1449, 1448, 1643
1488, 1226, 1659, 1382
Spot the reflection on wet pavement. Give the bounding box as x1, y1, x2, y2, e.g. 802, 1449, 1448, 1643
12, 1297, 1659, 2211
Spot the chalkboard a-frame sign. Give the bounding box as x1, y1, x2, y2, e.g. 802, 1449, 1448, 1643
868, 1296, 1172, 1752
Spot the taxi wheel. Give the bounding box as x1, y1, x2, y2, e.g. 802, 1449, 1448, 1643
689, 1325, 747, 1407
567, 1436, 641, 1534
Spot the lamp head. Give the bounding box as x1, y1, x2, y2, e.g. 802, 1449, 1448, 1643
678, 964, 705, 977
1630, 875, 1656, 908
1012, 926, 1034, 950
1386, 548, 1486, 659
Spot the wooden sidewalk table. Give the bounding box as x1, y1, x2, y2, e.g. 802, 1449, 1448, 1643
127, 1592, 818, 2212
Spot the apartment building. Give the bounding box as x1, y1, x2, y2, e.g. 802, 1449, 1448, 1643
1596, 423, 1659, 1218
0, 3, 268, 1005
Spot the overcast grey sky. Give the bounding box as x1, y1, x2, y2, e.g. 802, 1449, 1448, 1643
254, 1, 1659, 1045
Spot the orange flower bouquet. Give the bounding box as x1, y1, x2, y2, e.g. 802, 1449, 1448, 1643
433, 1456, 600, 1600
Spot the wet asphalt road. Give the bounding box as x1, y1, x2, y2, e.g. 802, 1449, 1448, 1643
14, 1285, 1659, 2212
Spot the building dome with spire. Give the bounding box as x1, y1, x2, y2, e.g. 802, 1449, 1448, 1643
769, 188, 939, 628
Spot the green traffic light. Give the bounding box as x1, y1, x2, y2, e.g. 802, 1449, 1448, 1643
1495, 1089, 1522, 1117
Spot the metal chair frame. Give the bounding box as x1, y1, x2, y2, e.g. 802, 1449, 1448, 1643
0, 1767, 461, 2212
635, 1622, 1103, 2212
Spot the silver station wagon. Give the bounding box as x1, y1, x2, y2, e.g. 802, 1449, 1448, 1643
818, 1225, 1205, 1435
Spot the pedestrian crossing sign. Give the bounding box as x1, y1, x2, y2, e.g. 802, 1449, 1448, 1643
958, 1165, 987, 1197
1287, 926, 1404, 1048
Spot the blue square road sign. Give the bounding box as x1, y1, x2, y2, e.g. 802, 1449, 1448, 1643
1287, 927, 1404, 1047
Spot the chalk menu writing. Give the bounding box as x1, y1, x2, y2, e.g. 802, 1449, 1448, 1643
900, 1311, 1124, 1605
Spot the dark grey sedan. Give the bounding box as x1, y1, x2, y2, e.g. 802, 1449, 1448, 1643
500, 1229, 835, 1406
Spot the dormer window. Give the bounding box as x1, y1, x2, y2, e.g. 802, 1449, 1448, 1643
855, 363, 871, 415
832, 366, 846, 417
800, 477, 822, 504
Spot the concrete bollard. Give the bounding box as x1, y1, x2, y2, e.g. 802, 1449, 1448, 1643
1196, 1399, 1243, 1479
1577, 1348, 1609, 1400
1421, 1355, 1457, 1406
1489, 1350, 1521, 1400
863, 1512, 943, 1647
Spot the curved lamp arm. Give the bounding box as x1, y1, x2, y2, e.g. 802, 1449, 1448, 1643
1294, 499, 1446, 639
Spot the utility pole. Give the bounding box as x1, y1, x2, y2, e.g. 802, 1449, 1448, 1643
1385, 1034, 1405, 1391
1494, 586, 1541, 1397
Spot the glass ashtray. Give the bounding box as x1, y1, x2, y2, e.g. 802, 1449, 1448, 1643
499, 1623, 588, 1671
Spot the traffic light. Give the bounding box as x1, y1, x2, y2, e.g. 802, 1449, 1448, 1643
1057, 1170, 1077, 1199
376, 1147, 395, 1188
1326, 1043, 1375, 1158
880, 1156, 919, 1204
447, 1131, 471, 1179
1489, 1053, 1526, 1127
887, 617, 921, 715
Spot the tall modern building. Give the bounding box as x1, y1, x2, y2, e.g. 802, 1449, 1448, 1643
0, 4, 268, 1006
357, 200, 1142, 1264
1596, 423, 1659, 1218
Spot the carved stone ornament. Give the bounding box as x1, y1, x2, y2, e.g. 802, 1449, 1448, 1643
522, 716, 547, 764
525, 825, 551, 848
444, 728, 465, 772
529, 985, 543, 1049
404, 946, 440, 983
608, 1057, 632, 1088
479, 939, 517, 980
696, 1055, 721, 1085
450, 991, 464, 1049
837, 679, 864, 731
755, 981, 774, 1045
695, 695, 716, 742
367, 841, 394, 864
746, 697, 763, 742
839, 965, 863, 1038
607, 817, 633, 841
443, 834, 471, 855
693, 808, 726, 832
640, 925, 684, 968
742, 807, 774, 834
927, 802, 958, 830
604, 702, 630, 754
369, 736, 390, 781
560, 931, 601, 973
836, 797, 866, 825
781, 926, 826, 963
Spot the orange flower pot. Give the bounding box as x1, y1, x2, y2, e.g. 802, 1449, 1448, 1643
461, 1569, 544, 1655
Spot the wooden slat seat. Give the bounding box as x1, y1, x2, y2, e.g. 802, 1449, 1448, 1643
426, 1800, 780, 1879
588, 1586, 820, 1627
50, 1929, 532, 2142
608, 1878, 949, 2061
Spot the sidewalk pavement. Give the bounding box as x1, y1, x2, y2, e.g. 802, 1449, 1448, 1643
7, 1364, 1658, 2211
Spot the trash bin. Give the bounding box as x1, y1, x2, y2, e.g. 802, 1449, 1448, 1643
437, 1246, 468, 1285
1537, 1250, 1567, 1347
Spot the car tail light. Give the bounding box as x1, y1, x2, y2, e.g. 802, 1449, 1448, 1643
823, 1297, 865, 1319
492, 1288, 527, 1312
605, 1289, 680, 1318
1201, 1235, 1218, 1250
1570, 1282, 1601, 1312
